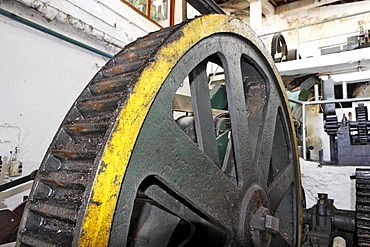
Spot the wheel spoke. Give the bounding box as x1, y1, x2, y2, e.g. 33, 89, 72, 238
222, 51, 254, 188
157, 125, 240, 230
255, 97, 279, 188
130, 115, 240, 231
267, 161, 294, 213
189, 61, 220, 166
18, 16, 302, 247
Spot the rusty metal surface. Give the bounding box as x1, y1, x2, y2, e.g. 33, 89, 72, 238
17, 15, 302, 246
110, 28, 302, 247
17, 19, 182, 247
0, 201, 26, 244
0, 209, 21, 244
356, 168, 370, 246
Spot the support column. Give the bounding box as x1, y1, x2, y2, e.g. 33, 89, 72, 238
250, 0, 262, 35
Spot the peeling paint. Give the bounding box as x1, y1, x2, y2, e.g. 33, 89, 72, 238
13, 0, 125, 49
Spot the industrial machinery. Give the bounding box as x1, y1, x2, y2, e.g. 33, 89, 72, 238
0, 14, 365, 246
271, 33, 300, 63
14, 14, 302, 246
322, 79, 370, 165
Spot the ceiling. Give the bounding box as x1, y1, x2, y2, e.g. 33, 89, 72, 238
213, 0, 363, 16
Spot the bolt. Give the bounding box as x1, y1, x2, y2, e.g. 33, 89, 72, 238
265, 214, 279, 233
318, 193, 328, 200
251, 207, 280, 233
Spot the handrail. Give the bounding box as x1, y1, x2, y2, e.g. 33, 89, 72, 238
289, 97, 370, 160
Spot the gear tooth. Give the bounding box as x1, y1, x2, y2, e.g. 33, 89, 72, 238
17, 22, 182, 246
324, 115, 339, 135
357, 169, 370, 246
355, 104, 369, 144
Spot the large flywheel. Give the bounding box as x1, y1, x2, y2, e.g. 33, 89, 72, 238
17, 15, 303, 246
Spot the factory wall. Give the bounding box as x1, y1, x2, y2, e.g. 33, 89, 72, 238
0, 0, 159, 209
1, 0, 368, 213
260, 3, 370, 210
262, 1, 370, 59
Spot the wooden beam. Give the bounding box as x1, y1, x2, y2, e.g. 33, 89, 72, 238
269, 0, 278, 8
170, 0, 175, 26
147, 0, 151, 17
119, 0, 162, 28
276, 0, 340, 14
262, 0, 275, 15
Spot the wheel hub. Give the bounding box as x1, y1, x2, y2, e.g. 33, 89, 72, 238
17, 15, 303, 247
239, 184, 279, 246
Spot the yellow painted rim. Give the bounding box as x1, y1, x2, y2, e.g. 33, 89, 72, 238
79, 14, 302, 246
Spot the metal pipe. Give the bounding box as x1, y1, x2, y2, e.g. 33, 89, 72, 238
333, 210, 356, 232
314, 84, 319, 101
0, 8, 113, 58
0, 124, 21, 147
289, 96, 370, 160
0, 140, 14, 152
16, 0, 126, 48
289, 97, 370, 106
302, 104, 307, 159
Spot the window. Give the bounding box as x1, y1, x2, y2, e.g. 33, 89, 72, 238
124, 0, 175, 27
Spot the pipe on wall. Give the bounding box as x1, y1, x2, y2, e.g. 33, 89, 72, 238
0, 7, 113, 58
3, 0, 133, 56
14, 0, 126, 49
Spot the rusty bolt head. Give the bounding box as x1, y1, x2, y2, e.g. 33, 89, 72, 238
265, 214, 279, 233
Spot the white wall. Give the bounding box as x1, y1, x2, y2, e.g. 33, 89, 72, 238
300, 159, 357, 210
261, 2, 370, 59
0, 14, 107, 208
1, 0, 368, 215
257, 2, 370, 210
0, 0, 159, 210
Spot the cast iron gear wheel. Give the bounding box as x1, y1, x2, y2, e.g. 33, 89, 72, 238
324, 115, 339, 136
356, 168, 370, 246
355, 104, 368, 144
271, 33, 288, 63
17, 15, 303, 246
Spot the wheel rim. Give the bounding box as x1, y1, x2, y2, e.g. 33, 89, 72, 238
17, 15, 303, 247
110, 34, 301, 246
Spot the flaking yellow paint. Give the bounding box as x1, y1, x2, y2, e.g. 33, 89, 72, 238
78, 14, 302, 246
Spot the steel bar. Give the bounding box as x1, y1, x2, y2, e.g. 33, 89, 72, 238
186, 0, 225, 14
0, 170, 37, 192
314, 84, 319, 101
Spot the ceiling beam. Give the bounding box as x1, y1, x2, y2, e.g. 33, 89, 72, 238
262, 0, 275, 15
276, 0, 340, 14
